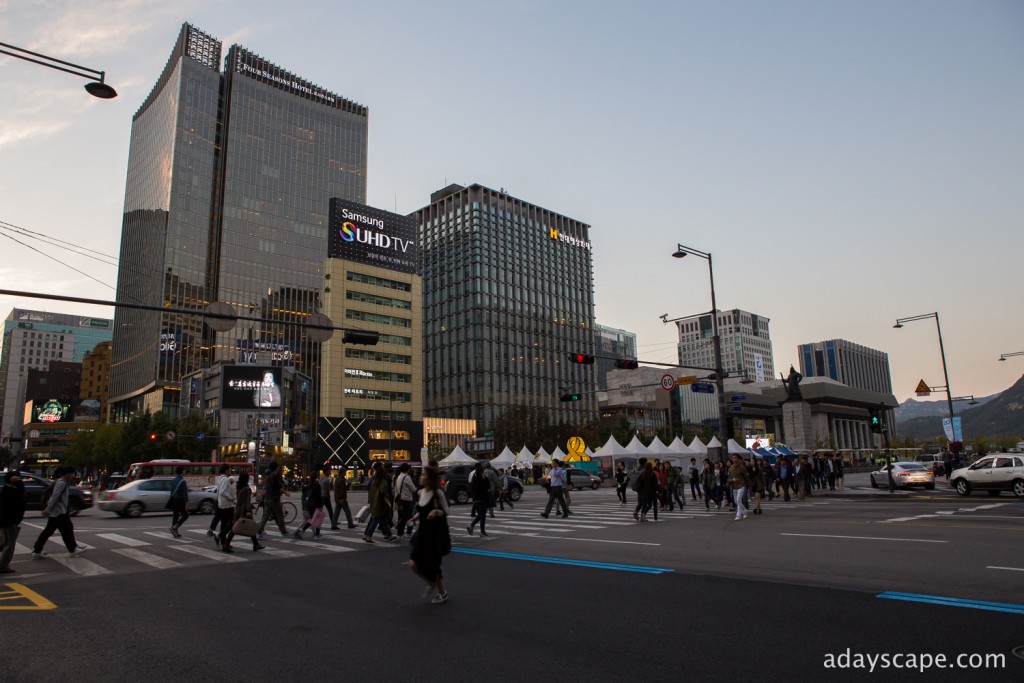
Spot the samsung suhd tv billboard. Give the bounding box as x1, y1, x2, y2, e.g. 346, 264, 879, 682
328, 198, 416, 274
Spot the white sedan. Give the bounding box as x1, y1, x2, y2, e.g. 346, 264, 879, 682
951, 454, 1024, 498
869, 462, 935, 490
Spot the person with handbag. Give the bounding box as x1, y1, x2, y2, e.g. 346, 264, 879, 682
394, 463, 417, 538
168, 466, 190, 538
409, 466, 449, 604
0, 470, 27, 573
228, 472, 265, 551
213, 464, 236, 552
31, 468, 87, 558
293, 474, 325, 539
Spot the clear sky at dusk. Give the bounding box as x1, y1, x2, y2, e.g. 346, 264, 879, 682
1, 0, 1021, 403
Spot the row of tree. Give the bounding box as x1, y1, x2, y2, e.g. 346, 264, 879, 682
61, 412, 220, 473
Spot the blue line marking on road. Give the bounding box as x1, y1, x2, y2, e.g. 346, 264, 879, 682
451, 548, 674, 574
878, 591, 1024, 615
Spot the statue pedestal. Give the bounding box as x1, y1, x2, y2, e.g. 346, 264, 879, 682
783, 401, 814, 452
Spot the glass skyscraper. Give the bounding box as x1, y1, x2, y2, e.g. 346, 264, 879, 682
110, 23, 368, 419
414, 184, 596, 432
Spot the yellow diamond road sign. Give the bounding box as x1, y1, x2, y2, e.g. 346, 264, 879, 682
914, 379, 931, 395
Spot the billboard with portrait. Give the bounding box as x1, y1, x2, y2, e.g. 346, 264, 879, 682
222, 366, 283, 410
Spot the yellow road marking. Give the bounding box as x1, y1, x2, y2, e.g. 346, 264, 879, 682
0, 583, 56, 610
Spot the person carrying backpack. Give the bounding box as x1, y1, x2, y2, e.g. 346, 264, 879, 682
31, 468, 87, 559
630, 458, 647, 521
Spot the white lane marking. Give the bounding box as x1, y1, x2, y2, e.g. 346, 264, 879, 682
14, 542, 32, 556
987, 566, 1024, 572
111, 548, 183, 569
274, 539, 354, 553
781, 533, 947, 543
49, 554, 113, 576
168, 544, 247, 563
258, 548, 303, 558
96, 533, 151, 547
143, 531, 196, 543
518, 534, 661, 546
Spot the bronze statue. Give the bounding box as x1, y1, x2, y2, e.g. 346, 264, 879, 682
781, 365, 804, 401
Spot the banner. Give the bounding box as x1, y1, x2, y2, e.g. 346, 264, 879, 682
941, 417, 963, 442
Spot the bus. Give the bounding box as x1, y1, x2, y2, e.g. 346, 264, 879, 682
127, 460, 255, 489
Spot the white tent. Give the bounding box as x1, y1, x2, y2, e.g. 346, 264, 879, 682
490, 446, 516, 468
706, 436, 722, 449
625, 435, 650, 456
726, 438, 749, 455
595, 435, 630, 457
438, 445, 477, 465
689, 437, 707, 454
551, 446, 567, 461
645, 435, 674, 455
585, 447, 595, 457
668, 436, 694, 455
515, 446, 536, 465
534, 447, 552, 464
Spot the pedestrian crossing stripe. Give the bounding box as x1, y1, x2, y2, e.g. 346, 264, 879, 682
0, 583, 57, 611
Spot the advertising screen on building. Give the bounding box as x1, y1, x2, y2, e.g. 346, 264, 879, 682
328, 198, 417, 274
222, 366, 283, 410
31, 399, 71, 423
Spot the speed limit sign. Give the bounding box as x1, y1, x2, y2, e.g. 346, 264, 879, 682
660, 374, 676, 391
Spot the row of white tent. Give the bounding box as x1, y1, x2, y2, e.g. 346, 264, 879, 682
438, 434, 754, 467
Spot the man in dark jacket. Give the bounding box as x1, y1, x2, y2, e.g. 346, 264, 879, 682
0, 471, 27, 573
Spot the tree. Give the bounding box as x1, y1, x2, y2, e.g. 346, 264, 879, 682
174, 412, 219, 460
493, 403, 550, 452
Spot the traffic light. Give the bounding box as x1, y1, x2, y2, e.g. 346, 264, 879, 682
560, 393, 581, 402
868, 408, 883, 434
149, 433, 158, 441
614, 359, 639, 369
568, 353, 595, 365
343, 330, 379, 345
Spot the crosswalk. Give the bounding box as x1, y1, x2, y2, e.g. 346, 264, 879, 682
6, 490, 834, 581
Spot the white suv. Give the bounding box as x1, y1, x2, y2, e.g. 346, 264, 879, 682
950, 454, 1024, 498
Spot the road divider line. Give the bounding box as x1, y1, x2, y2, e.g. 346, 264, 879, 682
987, 566, 1024, 572
877, 591, 1024, 615
452, 548, 672, 573
781, 533, 947, 543
0, 583, 56, 610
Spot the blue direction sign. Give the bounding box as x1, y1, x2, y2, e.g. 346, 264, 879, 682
195, 432, 205, 441
728, 405, 744, 413
691, 382, 716, 394
729, 394, 747, 403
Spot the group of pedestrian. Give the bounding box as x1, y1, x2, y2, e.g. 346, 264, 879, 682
0, 467, 89, 570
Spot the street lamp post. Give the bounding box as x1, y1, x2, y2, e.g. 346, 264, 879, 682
894, 312, 955, 424
672, 243, 729, 459
998, 351, 1024, 362
0, 41, 117, 98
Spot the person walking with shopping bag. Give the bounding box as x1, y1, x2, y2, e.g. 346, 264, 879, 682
227, 472, 264, 551
332, 471, 355, 529
294, 474, 325, 539
363, 464, 396, 543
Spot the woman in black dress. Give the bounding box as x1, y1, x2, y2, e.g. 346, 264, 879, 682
409, 466, 449, 604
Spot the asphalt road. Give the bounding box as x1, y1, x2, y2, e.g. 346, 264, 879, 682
3, 483, 1022, 682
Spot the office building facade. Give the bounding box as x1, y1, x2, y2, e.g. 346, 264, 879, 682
594, 323, 637, 390
414, 184, 596, 433
798, 339, 893, 395
675, 309, 774, 382
0, 309, 112, 451
110, 23, 368, 421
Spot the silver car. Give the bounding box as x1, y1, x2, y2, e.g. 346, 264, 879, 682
869, 462, 935, 490
97, 478, 218, 517
951, 454, 1024, 498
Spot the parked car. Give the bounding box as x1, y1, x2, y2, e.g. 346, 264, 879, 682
97, 478, 218, 517
1, 471, 94, 515
441, 465, 523, 505
538, 467, 603, 491
869, 462, 935, 490
950, 454, 1024, 498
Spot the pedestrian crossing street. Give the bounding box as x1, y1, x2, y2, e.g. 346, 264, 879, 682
7, 490, 834, 581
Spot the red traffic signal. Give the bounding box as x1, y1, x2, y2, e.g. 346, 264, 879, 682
614, 359, 639, 369
568, 353, 595, 365
149, 433, 158, 441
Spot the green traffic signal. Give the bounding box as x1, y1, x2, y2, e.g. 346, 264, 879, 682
560, 393, 581, 402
